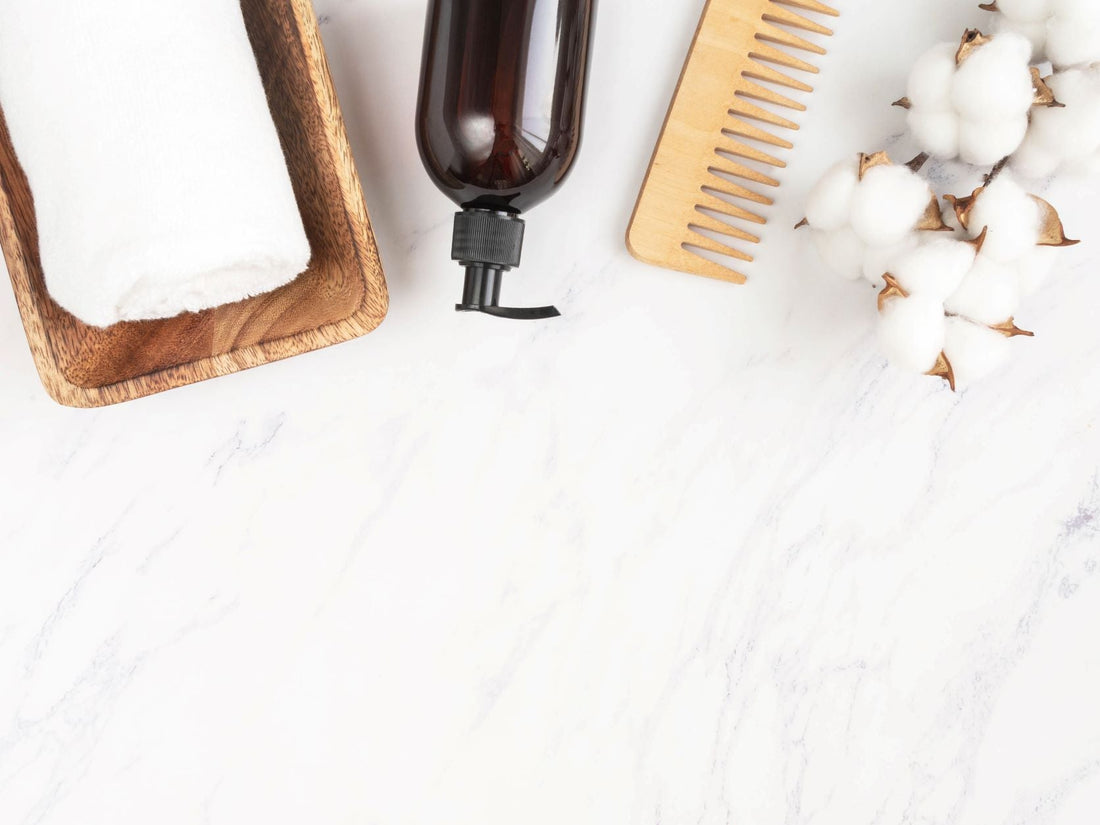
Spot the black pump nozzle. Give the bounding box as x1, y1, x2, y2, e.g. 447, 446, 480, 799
456, 264, 561, 319
451, 210, 560, 320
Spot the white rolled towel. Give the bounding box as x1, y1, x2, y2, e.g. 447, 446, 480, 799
0, 0, 311, 327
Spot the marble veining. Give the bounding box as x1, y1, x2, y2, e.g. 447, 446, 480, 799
1, 1, 1099, 823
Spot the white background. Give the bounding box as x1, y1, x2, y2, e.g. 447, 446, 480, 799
1, 1, 1098, 823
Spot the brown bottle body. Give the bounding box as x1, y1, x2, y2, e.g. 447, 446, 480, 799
416, 0, 596, 215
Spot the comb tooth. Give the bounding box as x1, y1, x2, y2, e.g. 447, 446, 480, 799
691, 209, 762, 243
724, 117, 793, 150
773, 0, 839, 18
710, 151, 780, 187
678, 246, 749, 284
748, 42, 819, 75
742, 61, 813, 93
705, 172, 774, 204
717, 140, 787, 169
762, 5, 834, 36
729, 99, 799, 130
684, 231, 755, 263
755, 23, 827, 56
699, 189, 768, 226
736, 81, 805, 112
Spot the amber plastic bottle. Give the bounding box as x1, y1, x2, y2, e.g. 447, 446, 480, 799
416, 0, 596, 319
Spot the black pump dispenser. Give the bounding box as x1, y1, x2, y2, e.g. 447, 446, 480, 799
416, 0, 596, 320
451, 209, 559, 319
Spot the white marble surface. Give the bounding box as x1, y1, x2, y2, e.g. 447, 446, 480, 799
2, 1, 1100, 822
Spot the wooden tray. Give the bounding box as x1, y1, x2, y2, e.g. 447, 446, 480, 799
0, 0, 388, 408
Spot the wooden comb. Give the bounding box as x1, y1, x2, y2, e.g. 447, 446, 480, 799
627, 0, 838, 283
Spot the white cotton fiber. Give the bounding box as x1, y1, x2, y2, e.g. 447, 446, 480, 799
959, 116, 1030, 167
996, 0, 1100, 68
1011, 138, 1063, 179
1011, 67, 1100, 178
944, 317, 1013, 389
965, 174, 1041, 262
1039, 72, 1100, 158
849, 165, 932, 246
812, 228, 865, 282
1016, 21, 1051, 57
941, 201, 963, 232
998, 0, 1050, 22
907, 44, 957, 109
879, 294, 947, 374
1016, 246, 1061, 295
945, 255, 1021, 325
952, 34, 1035, 118
905, 32, 1034, 164
909, 111, 961, 159
1053, 0, 1095, 14
1046, 0, 1100, 68
889, 238, 977, 300
862, 235, 919, 286
1023, 97, 1084, 161
805, 159, 858, 232
992, 1, 1050, 57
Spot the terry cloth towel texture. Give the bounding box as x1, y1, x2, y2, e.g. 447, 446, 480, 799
0, 0, 311, 327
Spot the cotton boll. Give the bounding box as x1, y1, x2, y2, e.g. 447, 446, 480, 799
861, 235, 919, 286
1046, 22, 1100, 68
1016, 246, 1061, 295
994, 0, 1100, 67
944, 317, 1013, 389
879, 294, 947, 374
890, 238, 977, 300
1046, 0, 1100, 68
1012, 68, 1100, 178
1010, 68, 1100, 177
944, 255, 1021, 325
905, 32, 1035, 163
952, 33, 1034, 120
1040, 69, 1100, 158
805, 156, 936, 283
908, 110, 961, 160
958, 116, 1029, 166
965, 175, 1041, 262
907, 43, 957, 110
997, 0, 1100, 69
812, 227, 865, 281
805, 159, 858, 232
848, 165, 932, 246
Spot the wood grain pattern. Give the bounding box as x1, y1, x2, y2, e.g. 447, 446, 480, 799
627, 0, 837, 284
0, 0, 388, 408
